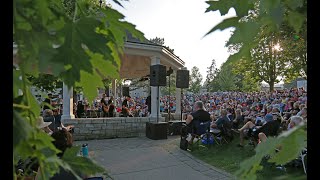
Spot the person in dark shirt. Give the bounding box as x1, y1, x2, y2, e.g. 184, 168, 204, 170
186, 101, 211, 144
121, 96, 131, 117
146, 95, 151, 115
76, 100, 85, 118
237, 113, 281, 147
100, 94, 108, 117
43, 109, 73, 133
107, 97, 115, 117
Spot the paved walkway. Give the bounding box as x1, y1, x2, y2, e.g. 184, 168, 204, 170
75, 136, 234, 180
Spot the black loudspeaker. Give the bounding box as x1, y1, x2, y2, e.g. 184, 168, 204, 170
122, 86, 129, 97
150, 64, 167, 86
176, 69, 189, 88
146, 122, 168, 140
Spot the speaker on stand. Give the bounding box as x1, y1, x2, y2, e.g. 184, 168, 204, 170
147, 64, 168, 140
122, 86, 130, 97
176, 69, 190, 121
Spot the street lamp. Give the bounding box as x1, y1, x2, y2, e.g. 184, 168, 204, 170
166, 67, 173, 121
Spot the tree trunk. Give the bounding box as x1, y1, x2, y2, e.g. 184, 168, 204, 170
269, 81, 275, 92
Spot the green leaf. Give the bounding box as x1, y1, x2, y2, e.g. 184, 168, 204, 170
269, 5, 284, 29
13, 69, 23, 98
75, 70, 104, 103
86, 49, 119, 79
259, 0, 280, 13
205, 0, 235, 16
287, 11, 305, 33
26, 85, 41, 121
234, 0, 255, 17
62, 146, 105, 176
285, 0, 304, 10
226, 21, 260, 45
53, 17, 112, 86
269, 125, 307, 165
13, 110, 32, 150
205, 17, 240, 37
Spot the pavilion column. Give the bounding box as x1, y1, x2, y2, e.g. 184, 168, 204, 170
150, 56, 161, 118
61, 82, 75, 120
112, 79, 117, 106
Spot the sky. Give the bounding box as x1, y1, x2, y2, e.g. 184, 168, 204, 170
110, 0, 236, 81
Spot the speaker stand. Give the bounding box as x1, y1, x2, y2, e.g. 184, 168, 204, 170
181, 88, 183, 122
157, 85, 159, 123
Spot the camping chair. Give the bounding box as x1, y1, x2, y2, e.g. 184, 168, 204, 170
301, 147, 307, 174
188, 120, 212, 150
211, 120, 234, 145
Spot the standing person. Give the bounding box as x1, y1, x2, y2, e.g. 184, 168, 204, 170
100, 94, 109, 117
107, 97, 115, 117
146, 95, 151, 116
121, 95, 132, 117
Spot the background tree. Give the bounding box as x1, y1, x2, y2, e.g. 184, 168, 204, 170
27, 74, 63, 92
160, 71, 176, 95
205, 59, 219, 92
281, 22, 307, 83
149, 37, 174, 53
188, 66, 203, 94
216, 63, 237, 91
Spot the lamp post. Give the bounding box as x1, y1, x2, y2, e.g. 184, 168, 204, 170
166, 67, 173, 121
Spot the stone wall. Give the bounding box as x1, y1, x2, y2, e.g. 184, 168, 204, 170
62, 117, 165, 141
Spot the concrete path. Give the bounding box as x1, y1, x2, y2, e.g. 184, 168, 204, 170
75, 136, 234, 180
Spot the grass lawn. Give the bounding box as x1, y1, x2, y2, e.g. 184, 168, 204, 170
190, 136, 306, 180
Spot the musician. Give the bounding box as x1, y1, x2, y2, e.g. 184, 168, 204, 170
101, 94, 109, 117
107, 97, 115, 117
121, 95, 132, 117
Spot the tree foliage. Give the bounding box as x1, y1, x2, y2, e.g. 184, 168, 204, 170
161, 71, 176, 95
188, 66, 203, 94
27, 73, 63, 92
205, 59, 219, 92
216, 63, 237, 91
13, 0, 144, 179
149, 37, 175, 53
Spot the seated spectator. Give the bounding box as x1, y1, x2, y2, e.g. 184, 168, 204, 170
237, 113, 281, 147
259, 116, 303, 144
186, 101, 211, 144
43, 109, 73, 133
37, 116, 53, 135
232, 108, 244, 129
35, 129, 78, 180
211, 109, 233, 141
